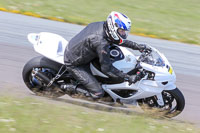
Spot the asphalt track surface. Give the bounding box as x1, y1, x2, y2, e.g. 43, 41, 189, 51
0, 11, 200, 126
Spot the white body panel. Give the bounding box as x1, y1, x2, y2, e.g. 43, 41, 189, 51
112, 46, 137, 73
28, 32, 68, 64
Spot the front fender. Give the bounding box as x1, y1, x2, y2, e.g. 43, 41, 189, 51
164, 83, 176, 90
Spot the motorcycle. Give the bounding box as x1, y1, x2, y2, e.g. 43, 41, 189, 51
22, 32, 185, 117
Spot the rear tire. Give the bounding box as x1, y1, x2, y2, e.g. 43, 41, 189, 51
22, 56, 65, 98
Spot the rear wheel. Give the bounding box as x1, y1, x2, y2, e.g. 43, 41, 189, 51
22, 56, 66, 98
138, 88, 185, 118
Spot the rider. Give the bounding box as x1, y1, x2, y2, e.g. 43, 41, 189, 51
64, 11, 151, 99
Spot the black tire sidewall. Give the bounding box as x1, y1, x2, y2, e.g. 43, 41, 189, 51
166, 88, 185, 112
22, 56, 62, 90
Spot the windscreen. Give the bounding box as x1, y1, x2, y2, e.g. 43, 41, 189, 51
142, 50, 165, 67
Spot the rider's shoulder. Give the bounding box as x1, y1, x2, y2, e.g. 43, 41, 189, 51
88, 21, 104, 26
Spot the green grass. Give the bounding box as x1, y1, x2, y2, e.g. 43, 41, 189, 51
0, 0, 200, 44
0, 96, 199, 133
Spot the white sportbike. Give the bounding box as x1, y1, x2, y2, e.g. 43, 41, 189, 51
23, 32, 185, 117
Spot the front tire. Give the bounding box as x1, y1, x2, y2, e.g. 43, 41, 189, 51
22, 56, 65, 98
138, 88, 185, 118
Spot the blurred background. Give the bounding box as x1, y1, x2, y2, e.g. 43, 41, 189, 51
0, 0, 199, 44
0, 0, 200, 133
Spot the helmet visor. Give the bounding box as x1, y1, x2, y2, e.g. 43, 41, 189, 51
117, 28, 129, 39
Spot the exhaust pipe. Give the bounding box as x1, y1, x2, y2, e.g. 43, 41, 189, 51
32, 70, 57, 87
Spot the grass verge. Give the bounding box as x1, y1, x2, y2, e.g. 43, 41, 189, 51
0, 0, 199, 45
0, 96, 199, 133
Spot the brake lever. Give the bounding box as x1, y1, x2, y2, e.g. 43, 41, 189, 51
140, 49, 152, 61
138, 52, 146, 62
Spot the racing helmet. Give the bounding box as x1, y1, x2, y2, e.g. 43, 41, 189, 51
105, 11, 131, 44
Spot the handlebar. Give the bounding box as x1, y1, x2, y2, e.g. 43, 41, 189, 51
138, 48, 152, 62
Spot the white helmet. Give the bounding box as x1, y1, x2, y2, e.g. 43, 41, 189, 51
105, 11, 131, 44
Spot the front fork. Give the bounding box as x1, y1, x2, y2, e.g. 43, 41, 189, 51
155, 93, 165, 106
155, 83, 177, 106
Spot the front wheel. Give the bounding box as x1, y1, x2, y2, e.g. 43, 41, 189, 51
138, 88, 185, 118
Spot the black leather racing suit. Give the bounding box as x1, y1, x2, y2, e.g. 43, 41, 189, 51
64, 21, 143, 95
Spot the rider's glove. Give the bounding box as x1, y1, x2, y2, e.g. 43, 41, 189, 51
138, 44, 152, 53
125, 72, 144, 85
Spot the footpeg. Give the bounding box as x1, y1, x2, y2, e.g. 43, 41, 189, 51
76, 86, 90, 96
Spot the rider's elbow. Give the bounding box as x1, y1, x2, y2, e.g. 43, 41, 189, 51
101, 65, 110, 74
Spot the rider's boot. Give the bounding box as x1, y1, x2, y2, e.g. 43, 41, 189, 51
89, 89, 105, 100
61, 84, 104, 99
60, 84, 76, 94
